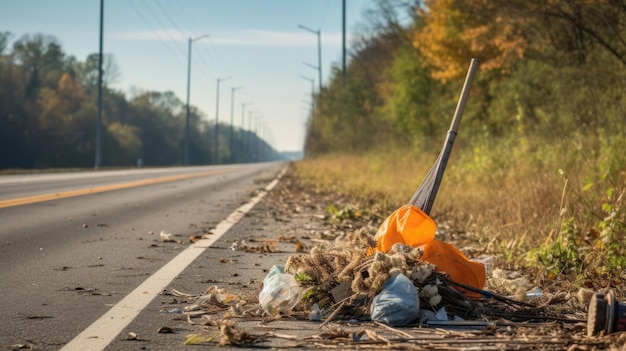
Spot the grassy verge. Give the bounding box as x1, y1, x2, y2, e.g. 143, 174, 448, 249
294, 139, 626, 292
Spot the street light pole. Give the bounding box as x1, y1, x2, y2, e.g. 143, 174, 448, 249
213, 76, 231, 164
298, 24, 322, 93
247, 111, 253, 162
184, 34, 209, 165
255, 116, 263, 162
95, 0, 103, 169
229, 86, 244, 163
240, 102, 252, 163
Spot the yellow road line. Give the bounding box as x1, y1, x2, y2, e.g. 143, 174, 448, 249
0, 169, 230, 209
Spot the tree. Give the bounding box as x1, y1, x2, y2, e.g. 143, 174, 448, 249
529, 0, 626, 67
81, 53, 121, 92
415, 0, 532, 82
0, 31, 11, 55
12, 34, 66, 95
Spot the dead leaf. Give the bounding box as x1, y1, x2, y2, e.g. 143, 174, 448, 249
295, 240, 307, 252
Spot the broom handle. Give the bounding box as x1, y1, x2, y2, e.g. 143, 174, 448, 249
449, 58, 480, 133
418, 58, 479, 214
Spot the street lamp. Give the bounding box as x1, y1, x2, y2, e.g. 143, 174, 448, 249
240, 102, 253, 163
214, 76, 231, 164
246, 111, 255, 162
255, 115, 263, 162
229, 86, 244, 163
298, 24, 322, 93
184, 34, 209, 165
95, 0, 104, 169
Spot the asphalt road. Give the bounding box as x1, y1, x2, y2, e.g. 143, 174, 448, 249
0, 163, 286, 350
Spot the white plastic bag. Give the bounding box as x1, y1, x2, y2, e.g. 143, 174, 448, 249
370, 273, 420, 326
258, 265, 300, 315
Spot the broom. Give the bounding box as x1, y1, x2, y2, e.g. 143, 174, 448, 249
409, 58, 480, 214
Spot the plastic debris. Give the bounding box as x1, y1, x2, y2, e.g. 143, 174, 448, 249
309, 303, 329, 321
470, 256, 493, 277
419, 306, 450, 323
507, 287, 543, 301
258, 265, 300, 315
160, 230, 174, 242
420, 239, 486, 298
524, 287, 544, 299
370, 272, 420, 326
229, 240, 247, 251
185, 286, 240, 312
373, 205, 436, 253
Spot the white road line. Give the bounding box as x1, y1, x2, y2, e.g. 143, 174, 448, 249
60, 166, 287, 351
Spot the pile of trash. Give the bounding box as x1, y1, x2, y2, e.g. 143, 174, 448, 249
258, 227, 552, 327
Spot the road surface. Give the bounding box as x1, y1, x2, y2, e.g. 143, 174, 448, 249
0, 163, 285, 350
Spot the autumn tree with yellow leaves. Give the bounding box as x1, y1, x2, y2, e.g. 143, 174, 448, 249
415, 0, 531, 81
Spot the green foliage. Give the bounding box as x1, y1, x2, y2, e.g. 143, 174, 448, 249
528, 182, 626, 283
294, 271, 313, 284
106, 122, 141, 164
597, 186, 626, 270
528, 218, 584, 278
389, 42, 441, 141
326, 204, 364, 223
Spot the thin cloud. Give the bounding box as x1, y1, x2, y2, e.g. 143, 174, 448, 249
115, 29, 345, 47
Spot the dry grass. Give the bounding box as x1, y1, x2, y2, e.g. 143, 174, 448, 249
295, 150, 562, 255
296, 151, 433, 212
294, 143, 625, 287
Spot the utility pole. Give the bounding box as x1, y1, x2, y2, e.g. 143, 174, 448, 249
95, 0, 103, 169
255, 116, 262, 162
184, 34, 209, 165
213, 76, 231, 164
247, 111, 253, 162
229, 86, 244, 163
240, 102, 252, 163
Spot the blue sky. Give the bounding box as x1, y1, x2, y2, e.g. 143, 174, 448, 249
0, 0, 381, 152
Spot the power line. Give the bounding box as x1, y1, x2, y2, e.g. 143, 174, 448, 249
152, 0, 220, 86
138, 0, 186, 53
154, 0, 187, 39
173, 1, 226, 79
164, 0, 219, 86
142, 0, 215, 86
124, 0, 185, 66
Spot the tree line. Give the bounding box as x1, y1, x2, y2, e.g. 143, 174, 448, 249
0, 32, 276, 169
305, 0, 626, 182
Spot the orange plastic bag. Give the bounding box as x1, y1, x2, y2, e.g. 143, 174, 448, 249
421, 239, 486, 298
372, 205, 485, 298
373, 205, 436, 252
